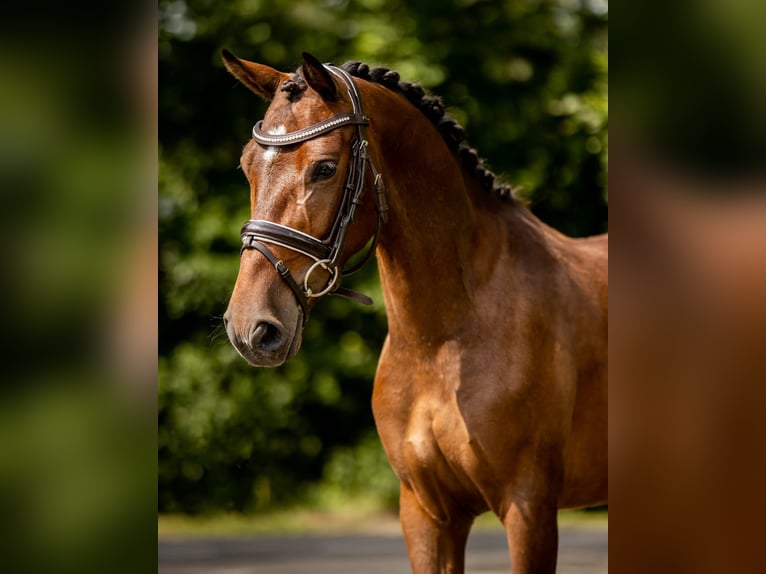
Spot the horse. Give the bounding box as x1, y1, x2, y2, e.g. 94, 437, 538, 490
222, 50, 608, 574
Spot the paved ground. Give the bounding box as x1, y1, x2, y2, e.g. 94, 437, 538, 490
159, 523, 607, 573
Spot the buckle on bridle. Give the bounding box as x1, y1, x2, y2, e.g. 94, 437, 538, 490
373, 173, 388, 223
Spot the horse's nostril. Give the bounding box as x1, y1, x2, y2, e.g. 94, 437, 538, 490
251, 322, 282, 352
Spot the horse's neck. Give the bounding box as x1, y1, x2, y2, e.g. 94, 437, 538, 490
366, 89, 546, 344
375, 201, 548, 341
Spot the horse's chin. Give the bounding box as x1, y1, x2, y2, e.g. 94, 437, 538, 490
284, 323, 304, 362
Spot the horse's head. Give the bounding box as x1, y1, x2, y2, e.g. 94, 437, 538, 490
222, 51, 385, 367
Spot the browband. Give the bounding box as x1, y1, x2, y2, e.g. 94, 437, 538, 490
252, 114, 369, 146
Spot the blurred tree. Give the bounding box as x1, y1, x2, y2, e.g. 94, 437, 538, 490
159, 0, 607, 513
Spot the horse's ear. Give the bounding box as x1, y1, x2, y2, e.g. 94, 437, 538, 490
301, 52, 337, 101
222, 49, 289, 101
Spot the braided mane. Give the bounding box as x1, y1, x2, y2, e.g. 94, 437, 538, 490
282, 61, 518, 203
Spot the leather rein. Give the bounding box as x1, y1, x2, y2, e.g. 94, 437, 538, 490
240, 64, 388, 324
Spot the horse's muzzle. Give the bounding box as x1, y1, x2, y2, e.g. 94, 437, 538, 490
223, 314, 303, 367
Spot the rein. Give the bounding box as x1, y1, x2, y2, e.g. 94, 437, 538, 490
240, 64, 388, 324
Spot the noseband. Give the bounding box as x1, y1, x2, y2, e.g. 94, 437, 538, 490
240, 65, 388, 324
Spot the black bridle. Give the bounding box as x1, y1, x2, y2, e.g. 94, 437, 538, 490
240, 64, 388, 324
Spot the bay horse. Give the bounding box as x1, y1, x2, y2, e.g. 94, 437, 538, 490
222, 50, 608, 574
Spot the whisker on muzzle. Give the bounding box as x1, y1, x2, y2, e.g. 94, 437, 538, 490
209, 316, 228, 345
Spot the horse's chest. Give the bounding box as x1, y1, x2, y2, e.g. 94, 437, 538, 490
402, 396, 491, 517
374, 342, 493, 514
404, 399, 469, 466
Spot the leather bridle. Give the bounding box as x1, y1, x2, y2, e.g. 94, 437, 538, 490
240, 64, 388, 324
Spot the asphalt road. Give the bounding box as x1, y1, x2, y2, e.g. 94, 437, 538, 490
159, 524, 607, 573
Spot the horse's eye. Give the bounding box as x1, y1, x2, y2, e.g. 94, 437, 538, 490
314, 162, 337, 180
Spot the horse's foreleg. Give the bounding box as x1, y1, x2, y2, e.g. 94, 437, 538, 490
399, 482, 473, 574
502, 493, 559, 574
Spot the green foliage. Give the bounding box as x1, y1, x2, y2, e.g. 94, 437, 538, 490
313, 431, 400, 511
159, 0, 607, 513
